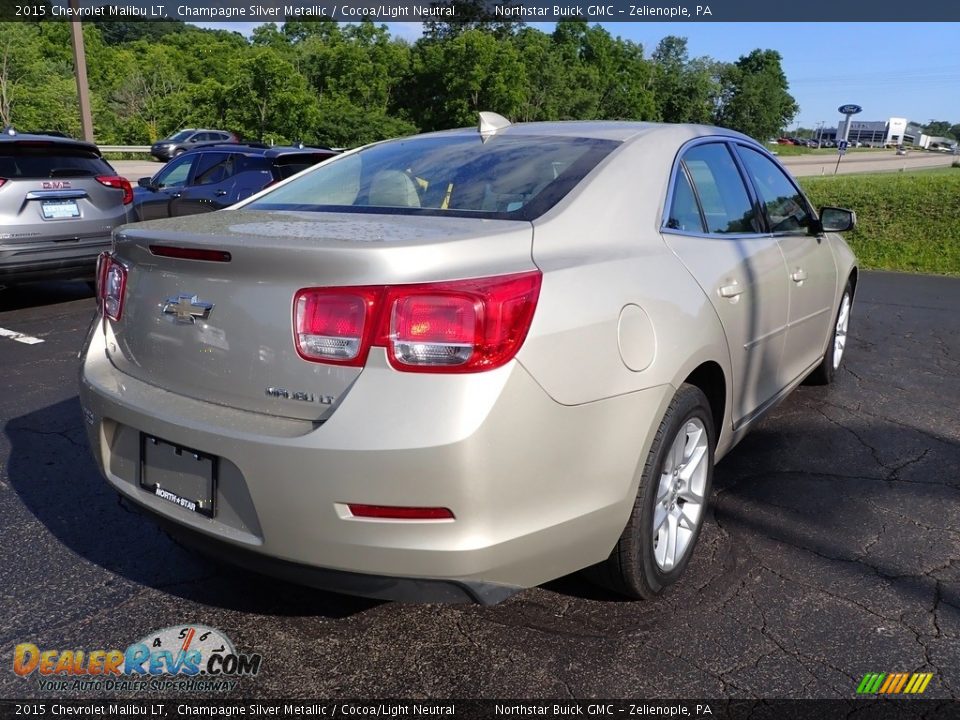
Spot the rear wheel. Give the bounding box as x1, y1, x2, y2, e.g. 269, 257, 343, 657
806, 280, 853, 385
589, 384, 715, 599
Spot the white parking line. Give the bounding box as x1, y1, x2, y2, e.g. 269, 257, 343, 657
0, 327, 44, 345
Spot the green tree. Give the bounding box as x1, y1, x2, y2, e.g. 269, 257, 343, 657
0, 23, 79, 135
923, 120, 953, 138
652, 36, 723, 124
715, 49, 797, 141
421, 0, 521, 41
408, 28, 526, 130
224, 47, 320, 143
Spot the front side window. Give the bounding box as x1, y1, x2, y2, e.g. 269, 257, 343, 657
681, 143, 760, 235
153, 155, 194, 188
736, 146, 814, 233
247, 134, 620, 221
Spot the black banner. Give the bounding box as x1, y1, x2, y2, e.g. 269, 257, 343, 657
4, 0, 960, 22
2, 700, 960, 720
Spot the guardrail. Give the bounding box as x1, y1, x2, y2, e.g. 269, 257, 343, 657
99, 145, 151, 153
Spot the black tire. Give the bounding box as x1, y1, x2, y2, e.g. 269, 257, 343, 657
805, 280, 853, 386
588, 383, 715, 599
172, 148, 185, 158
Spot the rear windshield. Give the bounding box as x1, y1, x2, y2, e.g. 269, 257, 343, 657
272, 153, 335, 180
0, 144, 112, 178
248, 134, 619, 221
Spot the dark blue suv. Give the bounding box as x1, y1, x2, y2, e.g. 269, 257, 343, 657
132, 144, 338, 221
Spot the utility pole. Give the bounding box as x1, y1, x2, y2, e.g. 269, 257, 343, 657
68, 0, 94, 143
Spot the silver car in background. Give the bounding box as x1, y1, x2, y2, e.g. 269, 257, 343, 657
80, 119, 857, 604
1, 132, 133, 285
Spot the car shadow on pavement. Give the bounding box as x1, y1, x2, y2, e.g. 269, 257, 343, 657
4, 395, 381, 620
0, 281, 95, 312
543, 386, 960, 617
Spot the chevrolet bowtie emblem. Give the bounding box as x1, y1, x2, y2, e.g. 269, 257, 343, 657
161, 294, 214, 324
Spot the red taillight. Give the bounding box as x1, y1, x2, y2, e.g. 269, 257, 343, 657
293, 271, 542, 373
149, 245, 232, 262
96, 175, 133, 205
294, 287, 382, 365
347, 504, 455, 520
390, 294, 476, 367
0, 178, 6, 188
96, 252, 127, 321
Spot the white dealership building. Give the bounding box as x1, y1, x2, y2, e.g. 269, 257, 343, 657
820, 117, 956, 148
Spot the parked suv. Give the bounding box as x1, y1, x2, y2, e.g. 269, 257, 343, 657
149, 129, 240, 162
132, 144, 338, 221
0, 132, 133, 284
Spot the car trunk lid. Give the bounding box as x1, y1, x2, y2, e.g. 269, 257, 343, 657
107, 209, 534, 421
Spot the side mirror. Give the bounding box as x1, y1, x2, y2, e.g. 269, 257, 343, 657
819, 206, 856, 233
137, 177, 156, 190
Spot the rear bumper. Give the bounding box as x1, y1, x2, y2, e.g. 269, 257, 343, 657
0, 237, 112, 282
143, 503, 516, 604
79, 318, 673, 602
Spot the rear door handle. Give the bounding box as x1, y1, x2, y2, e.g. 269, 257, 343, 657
215, 190, 228, 196
791, 269, 808, 283
719, 281, 744, 298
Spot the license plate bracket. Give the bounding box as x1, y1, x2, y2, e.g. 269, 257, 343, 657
40, 199, 80, 219
139, 434, 217, 518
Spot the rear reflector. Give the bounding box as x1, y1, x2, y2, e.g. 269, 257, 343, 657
347, 504, 455, 520
150, 245, 232, 263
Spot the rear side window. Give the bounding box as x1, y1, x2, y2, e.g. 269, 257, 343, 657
0, 144, 112, 178
666, 169, 705, 233
681, 143, 760, 235
193, 153, 236, 185
248, 134, 620, 221
272, 153, 331, 180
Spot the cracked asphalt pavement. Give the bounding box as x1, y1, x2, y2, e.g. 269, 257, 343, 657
0, 271, 957, 700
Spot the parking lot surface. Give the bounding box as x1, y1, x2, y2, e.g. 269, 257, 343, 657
0, 271, 957, 700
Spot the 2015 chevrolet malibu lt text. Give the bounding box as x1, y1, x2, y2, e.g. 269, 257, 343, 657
79, 118, 858, 604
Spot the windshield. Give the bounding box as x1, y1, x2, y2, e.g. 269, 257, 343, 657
164, 131, 193, 142
247, 134, 619, 221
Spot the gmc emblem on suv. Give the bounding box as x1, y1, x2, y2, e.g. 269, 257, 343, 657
41, 180, 71, 189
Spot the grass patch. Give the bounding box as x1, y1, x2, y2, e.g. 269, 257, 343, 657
799, 166, 960, 275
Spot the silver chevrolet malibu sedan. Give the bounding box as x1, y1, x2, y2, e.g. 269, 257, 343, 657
79, 118, 857, 604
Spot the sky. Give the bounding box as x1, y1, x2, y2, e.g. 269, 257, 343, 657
192, 21, 960, 129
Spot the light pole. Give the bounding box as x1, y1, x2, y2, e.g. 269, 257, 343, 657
816, 121, 825, 148
68, 0, 94, 143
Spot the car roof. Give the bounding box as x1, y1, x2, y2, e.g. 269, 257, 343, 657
182, 143, 337, 158
0, 131, 101, 155
418, 120, 755, 146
